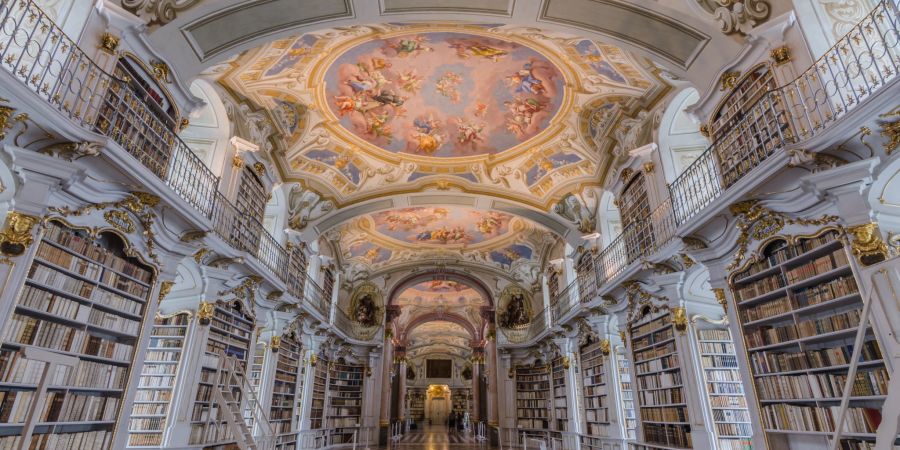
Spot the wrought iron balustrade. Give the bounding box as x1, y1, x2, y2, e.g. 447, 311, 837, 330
303, 274, 330, 318
670, 0, 899, 226
0, 0, 346, 333
591, 0, 898, 289
550, 280, 579, 323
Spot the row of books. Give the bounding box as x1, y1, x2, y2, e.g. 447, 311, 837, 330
127, 434, 162, 447
129, 417, 165, 431
584, 409, 609, 422
740, 295, 792, 323
516, 390, 547, 399
642, 406, 688, 422
584, 386, 608, 398
642, 422, 692, 448
712, 409, 751, 422
516, 400, 548, 410
708, 382, 745, 395
632, 327, 674, 351
798, 309, 862, 337
783, 249, 848, 285
755, 367, 889, 400
698, 329, 732, 341
189, 422, 235, 445
639, 387, 684, 405
794, 275, 858, 307
634, 341, 676, 362
715, 422, 753, 437
762, 403, 882, 434
137, 375, 175, 388
143, 349, 180, 362
636, 371, 681, 389
702, 354, 739, 368
100, 270, 150, 299
41, 392, 120, 422
711, 395, 747, 408
130, 403, 167, 415
26, 265, 143, 315
698, 342, 735, 354
735, 272, 785, 302
0, 430, 113, 450
517, 418, 549, 429
45, 223, 152, 283
705, 369, 741, 382
631, 315, 671, 339
635, 354, 679, 375
35, 243, 102, 282
750, 340, 883, 375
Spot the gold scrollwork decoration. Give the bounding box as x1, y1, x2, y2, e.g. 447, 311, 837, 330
158, 280, 175, 305
0, 212, 39, 256
99, 32, 119, 54
770, 46, 791, 65
878, 108, 899, 155
720, 71, 741, 91
727, 200, 839, 270
847, 222, 888, 266
713, 288, 728, 312
103, 210, 135, 234
562, 356, 571, 370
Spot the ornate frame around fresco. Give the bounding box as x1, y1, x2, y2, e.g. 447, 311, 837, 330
348, 281, 384, 340
497, 284, 534, 342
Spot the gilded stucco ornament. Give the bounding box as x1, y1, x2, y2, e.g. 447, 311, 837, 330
197, 301, 214, 325
726, 200, 839, 270
713, 288, 728, 312
157, 280, 175, 305
99, 32, 120, 54
770, 46, 791, 65
847, 223, 888, 265
719, 71, 741, 91
599, 339, 611, 356
0, 212, 39, 256
39, 141, 103, 161
672, 307, 688, 335
878, 108, 899, 155
103, 210, 135, 234
270, 336, 281, 352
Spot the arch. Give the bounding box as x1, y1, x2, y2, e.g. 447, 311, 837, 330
657, 87, 707, 183
399, 314, 480, 343
180, 79, 232, 176
387, 270, 495, 308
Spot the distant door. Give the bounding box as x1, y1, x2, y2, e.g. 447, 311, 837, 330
428, 398, 449, 425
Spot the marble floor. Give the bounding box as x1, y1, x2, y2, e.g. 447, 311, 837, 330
384, 424, 494, 449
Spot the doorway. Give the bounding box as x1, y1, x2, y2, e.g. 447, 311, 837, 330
425, 384, 450, 426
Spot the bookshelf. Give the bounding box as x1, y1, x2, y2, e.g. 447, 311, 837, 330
551, 356, 568, 433
326, 359, 364, 444
272, 332, 302, 450
617, 346, 636, 440
309, 354, 328, 430
695, 327, 751, 450
580, 338, 609, 449
408, 388, 425, 424
730, 229, 891, 449
515, 364, 551, 438
127, 313, 190, 447
708, 64, 783, 188
0, 221, 153, 450
188, 301, 254, 446
630, 308, 692, 449
450, 388, 470, 419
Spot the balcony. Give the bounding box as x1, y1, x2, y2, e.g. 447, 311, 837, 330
590, 0, 899, 291
0, 1, 336, 325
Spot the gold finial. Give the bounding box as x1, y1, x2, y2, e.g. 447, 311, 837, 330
719, 71, 741, 91
847, 223, 888, 266
99, 32, 119, 54
672, 307, 688, 335
232, 155, 245, 169
270, 335, 281, 352
599, 339, 611, 356
770, 46, 791, 66
197, 301, 214, 325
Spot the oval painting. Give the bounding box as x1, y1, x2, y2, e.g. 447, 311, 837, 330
325, 32, 565, 158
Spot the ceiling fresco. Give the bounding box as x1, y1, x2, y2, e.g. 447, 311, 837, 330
324, 32, 565, 158
212, 23, 670, 210
370, 207, 511, 246
329, 207, 557, 284
406, 321, 474, 359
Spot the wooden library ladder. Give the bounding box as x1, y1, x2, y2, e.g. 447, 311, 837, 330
212, 354, 276, 450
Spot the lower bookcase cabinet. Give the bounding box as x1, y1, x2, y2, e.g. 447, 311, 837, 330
188, 301, 255, 447
629, 308, 693, 449
580, 336, 611, 449
126, 312, 191, 447
729, 229, 895, 449
326, 359, 364, 445
515, 363, 552, 441
0, 221, 155, 450
693, 326, 752, 450
272, 332, 303, 450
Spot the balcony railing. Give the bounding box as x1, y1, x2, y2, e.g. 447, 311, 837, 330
0, 0, 336, 327
303, 275, 330, 318
550, 280, 579, 324
591, 0, 899, 288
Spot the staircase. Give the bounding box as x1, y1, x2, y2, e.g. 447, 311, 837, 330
211, 354, 275, 450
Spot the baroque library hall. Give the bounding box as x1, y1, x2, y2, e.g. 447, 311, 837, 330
0, 0, 900, 449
